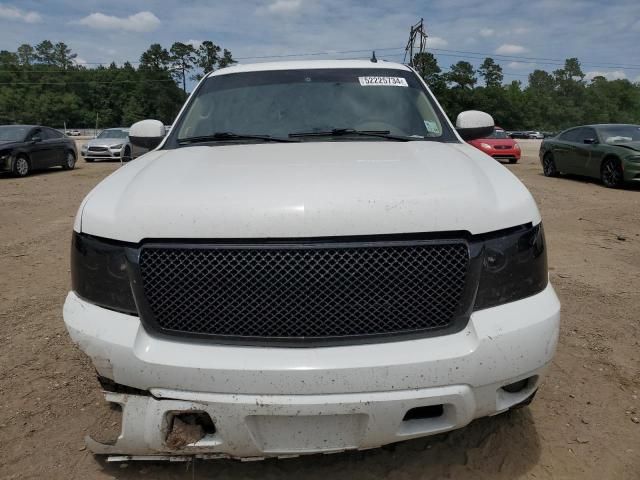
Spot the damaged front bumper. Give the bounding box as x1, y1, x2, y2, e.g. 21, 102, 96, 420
65, 285, 560, 460
88, 379, 541, 461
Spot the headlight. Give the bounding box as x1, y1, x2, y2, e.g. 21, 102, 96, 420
110, 144, 123, 150
71, 233, 137, 314
474, 223, 548, 310
479, 143, 492, 150
626, 155, 640, 163
0, 151, 10, 160
514, 143, 520, 150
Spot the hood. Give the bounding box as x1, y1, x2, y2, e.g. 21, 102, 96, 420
77, 141, 540, 242
609, 141, 640, 152
469, 138, 516, 147
0, 140, 21, 149
86, 137, 126, 147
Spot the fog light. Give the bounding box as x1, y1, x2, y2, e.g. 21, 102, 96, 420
165, 411, 214, 449
502, 376, 535, 393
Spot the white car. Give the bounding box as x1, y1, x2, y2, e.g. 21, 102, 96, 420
529, 131, 545, 139
64, 60, 560, 461
81, 128, 132, 162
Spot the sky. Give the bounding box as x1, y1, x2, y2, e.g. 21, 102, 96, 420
0, 0, 639, 84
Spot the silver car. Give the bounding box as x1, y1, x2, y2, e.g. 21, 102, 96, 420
81, 128, 132, 162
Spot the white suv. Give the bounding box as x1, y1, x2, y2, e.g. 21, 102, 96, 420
64, 60, 560, 460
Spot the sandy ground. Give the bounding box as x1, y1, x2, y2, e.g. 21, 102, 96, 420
0, 140, 639, 479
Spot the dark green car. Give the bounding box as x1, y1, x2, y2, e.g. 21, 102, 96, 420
539, 124, 640, 187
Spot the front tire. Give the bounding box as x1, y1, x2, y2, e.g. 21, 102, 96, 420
122, 146, 132, 162
600, 157, 623, 188
542, 153, 559, 177
12, 155, 30, 177
62, 151, 76, 170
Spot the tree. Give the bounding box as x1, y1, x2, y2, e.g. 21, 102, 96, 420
218, 48, 235, 69
554, 57, 585, 83
194, 41, 220, 80
17, 44, 35, 65
1, 42, 640, 134
170, 42, 197, 93
139, 44, 171, 71
0, 50, 18, 66
444, 61, 477, 89
528, 70, 556, 91
193, 42, 236, 80
412, 52, 445, 94
478, 57, 503, 87
35, 40, 55, 64
52, 42, 77, 69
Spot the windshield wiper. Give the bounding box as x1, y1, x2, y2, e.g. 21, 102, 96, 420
178, 132, 298, 145
289, 128, 416, 141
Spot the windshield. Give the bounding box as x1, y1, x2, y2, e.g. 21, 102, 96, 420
98, 129, 128, 139
174, 68, 455, 143
598, 125, 640, 143
0, 125, 29, 142
489, 129, 508, 139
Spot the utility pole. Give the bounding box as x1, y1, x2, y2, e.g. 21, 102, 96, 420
404, 18, 429, 67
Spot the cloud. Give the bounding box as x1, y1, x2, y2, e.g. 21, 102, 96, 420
426, 36, 448, 48
585, 70, 627, 81
479, 28, 495, 37
0, 4, 41, 23
262, 0, 302, 14
495, 44, 528, 55
76, 11, 160, 32
508, 61, 535, 69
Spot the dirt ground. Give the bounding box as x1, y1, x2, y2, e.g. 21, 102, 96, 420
0, 140, 638, 479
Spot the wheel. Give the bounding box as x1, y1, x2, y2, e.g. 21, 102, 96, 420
62, 151, 76, 170
122, 146, 132, 162
12, 155, 30, 177
542, 153, 559, 177
600, 157, 623, 188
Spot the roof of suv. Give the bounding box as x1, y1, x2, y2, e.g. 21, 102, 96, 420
207, 59, 411, 77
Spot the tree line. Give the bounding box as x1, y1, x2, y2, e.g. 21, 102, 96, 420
413, 52, 640, 131
0, 40, 235, 128
0, 40, 638, 132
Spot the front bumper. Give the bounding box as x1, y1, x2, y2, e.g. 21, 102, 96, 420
622, 159, 640, 182
64, 284, 560, 458
488, 149, 521, 161
0, 154, 12, 172
82, 148, 123, 160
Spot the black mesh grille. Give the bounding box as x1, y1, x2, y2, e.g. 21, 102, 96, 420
138, 242, 470, 343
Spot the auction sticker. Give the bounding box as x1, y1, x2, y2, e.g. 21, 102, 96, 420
358, 76, 409, 87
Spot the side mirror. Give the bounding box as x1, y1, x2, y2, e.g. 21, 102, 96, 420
583, 138, 598, 145
455, 110, 495, 141
129, 119, 166, 150
31, 135, 42, 143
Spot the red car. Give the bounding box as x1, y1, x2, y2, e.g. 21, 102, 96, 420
468, 127, 521, 163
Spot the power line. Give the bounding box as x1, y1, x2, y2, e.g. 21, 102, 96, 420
0, 45, 637, 77
430, 47, 640, 69
429, 48, 640, 71
0, 79, 175, 86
